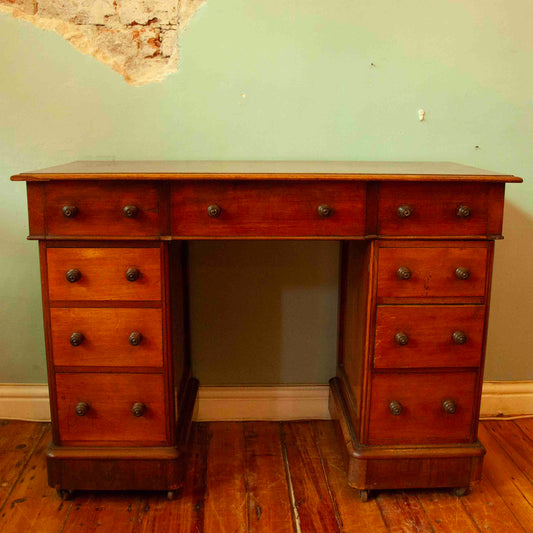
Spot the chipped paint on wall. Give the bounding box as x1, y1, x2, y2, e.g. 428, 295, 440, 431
0, 0, 205, 85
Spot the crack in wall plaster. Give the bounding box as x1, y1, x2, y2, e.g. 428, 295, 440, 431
0, 0, 205, 85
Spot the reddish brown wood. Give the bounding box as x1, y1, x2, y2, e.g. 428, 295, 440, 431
0, 421, 47, 509
0, 426, 74, 532
10, 160, 523, 182
55, 373, 167, 446
366, 371, 478, 445
243, 422, 293, 533
43, 182, 160, 238
171, 181, 366, 237
204, 422, 248, 533
377, 243, 489, 300
280, 421, 342, 532
374, 305, 485, 369
313, 421, 388, 532
378, 182, 493, 236
46, 247, 162, 301
50, 308, 163, 368
11, 161, 522, 498
26, 182, 45, 237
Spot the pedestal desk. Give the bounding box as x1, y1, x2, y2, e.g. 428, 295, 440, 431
12, 161, 522, 501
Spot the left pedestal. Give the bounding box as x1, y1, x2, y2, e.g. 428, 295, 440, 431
39, 240, 195, 495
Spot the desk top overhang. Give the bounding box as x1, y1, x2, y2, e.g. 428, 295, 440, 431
11, 161, 523, 183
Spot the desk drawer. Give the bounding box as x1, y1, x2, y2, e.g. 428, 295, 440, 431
47, 247, 161, 301
55, 373, 167, 445
44, 182, 160, 237
50, 308, 163, 368
377, 244, 488, 300
378, 182, 494, 236
171, 181, 366, 237
374, 305, 485, 369
367, 372, 477, 445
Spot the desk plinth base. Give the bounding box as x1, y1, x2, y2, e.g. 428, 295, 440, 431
47, 378, 198, 496
328, 378, 485, 494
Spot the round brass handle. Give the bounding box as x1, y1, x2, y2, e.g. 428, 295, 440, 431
442, 399, 457, 414
75, 402, 90, 416
452, 331, 467, 345
70, 332, 84, 346
123, 205, 139, 218
395, 332, 409, 346
207, 204, 222, 218
65, 268, 81, 283
132, 402, 146, 417
397, 205, 413, 218
397, 266, 412, 280
389, 401, 403, 416
455, 267, 470, 280
456, 205, 471, 218
125, 267, 140, 282
318, 204, 333, 217
62, 205, 78, 218
129, 331, 143, 346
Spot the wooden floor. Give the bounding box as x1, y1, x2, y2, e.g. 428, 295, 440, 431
0, 420, 533, 532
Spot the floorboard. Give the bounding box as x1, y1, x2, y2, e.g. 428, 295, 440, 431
0, 420, 532, 532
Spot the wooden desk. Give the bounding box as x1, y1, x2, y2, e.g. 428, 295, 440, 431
12, 161, 522, 501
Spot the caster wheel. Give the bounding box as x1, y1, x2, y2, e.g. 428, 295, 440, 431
359, 490, 370, 502
56, 489, 74, 501
167, 491, 176, 500
453, 487, 469, 497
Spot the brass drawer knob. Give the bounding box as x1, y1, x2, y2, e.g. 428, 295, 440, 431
456, 205, 471, 218
132, 402, 146, 417
129, 331, 143, 346
125, 267, 140, 282
70, 332, 84, 346
455, 267, 470, 280
395, 332, 409, 346
207, 204, 222, 218
123, 205, 139, 218
65, 268, 82, 283
397, 266, 412, 280
62, 205, 78, 218
389, 401, 403, 416
75, 402, 90, 416
318, 204, 333, 217
452, 331, 467, 345
442, 399, 457, 414
397, 205, 413, 218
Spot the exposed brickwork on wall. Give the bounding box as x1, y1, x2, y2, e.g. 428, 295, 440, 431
0, 0, 205, 85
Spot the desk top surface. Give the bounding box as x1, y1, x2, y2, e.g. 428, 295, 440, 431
11, 160, 522, 182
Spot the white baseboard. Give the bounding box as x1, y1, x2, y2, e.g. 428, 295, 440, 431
0, 381, 531, 423
0, 384, 51, 422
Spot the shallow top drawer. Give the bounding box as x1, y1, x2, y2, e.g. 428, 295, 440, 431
43, 182, 160, 237
377, 182, 503, 237
171, 181, 366, 237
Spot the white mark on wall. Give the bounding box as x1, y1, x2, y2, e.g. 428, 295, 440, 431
418, 109, 426, 121
0, 0, 205, 86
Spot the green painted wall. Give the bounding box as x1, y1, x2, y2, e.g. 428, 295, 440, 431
1, 0, 531, 384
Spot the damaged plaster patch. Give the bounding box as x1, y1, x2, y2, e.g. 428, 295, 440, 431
0, 0, 205, 86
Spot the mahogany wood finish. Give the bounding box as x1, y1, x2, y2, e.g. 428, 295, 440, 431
55, 372, 167, 446
171, 181, 366, 237
374, 305, 485, 369
11, 161, 521, 499
377, 182, 497, 237
50, 307, 163, 368
47, 247, 162, 301
43, 182, 160, 238
366, 372, 478, 445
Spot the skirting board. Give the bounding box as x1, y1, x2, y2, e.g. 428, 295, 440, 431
0, 381, 532, 422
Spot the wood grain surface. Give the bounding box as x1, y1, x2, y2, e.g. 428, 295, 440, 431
1, 419, 533, 532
